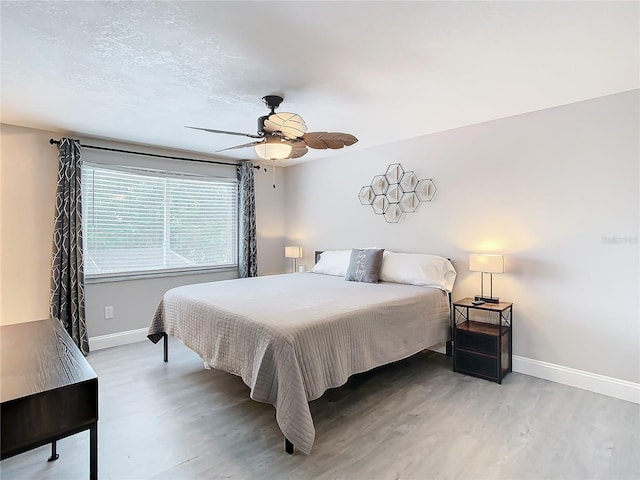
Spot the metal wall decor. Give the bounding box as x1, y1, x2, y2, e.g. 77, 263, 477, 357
358, 163, 436, 223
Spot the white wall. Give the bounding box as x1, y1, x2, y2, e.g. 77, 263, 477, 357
0, 124, 287, 337
1, 124, 59, 325
2, 91, 637, 387
80, 138, 286, 337
254, 163, 287, 276
284, 90, 639, 384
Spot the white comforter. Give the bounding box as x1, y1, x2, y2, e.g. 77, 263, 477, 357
148, 273, 450, 454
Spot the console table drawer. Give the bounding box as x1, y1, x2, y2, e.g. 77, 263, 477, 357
1, 380, 97, 458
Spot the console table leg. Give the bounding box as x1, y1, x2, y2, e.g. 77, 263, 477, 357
48, 440, 59, 461
90, 422, 98, 480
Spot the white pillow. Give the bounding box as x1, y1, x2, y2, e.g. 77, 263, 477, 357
310, 250, 352, 276
380, 251, 457, 292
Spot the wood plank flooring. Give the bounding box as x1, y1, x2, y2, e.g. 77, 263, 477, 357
1, 338, 638, 479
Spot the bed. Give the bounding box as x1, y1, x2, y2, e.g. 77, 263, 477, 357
147, 250, 456, 455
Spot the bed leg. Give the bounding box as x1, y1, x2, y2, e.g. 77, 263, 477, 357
445, 340, 453, 357
163, 333, 168, 362
284, 438, 294, 455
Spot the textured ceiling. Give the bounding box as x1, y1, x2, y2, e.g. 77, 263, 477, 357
1, 1, 638, 166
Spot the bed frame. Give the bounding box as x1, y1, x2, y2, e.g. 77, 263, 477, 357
153, 250, 454, 456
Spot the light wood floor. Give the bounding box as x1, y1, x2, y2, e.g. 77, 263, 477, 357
2, 338, 638, 480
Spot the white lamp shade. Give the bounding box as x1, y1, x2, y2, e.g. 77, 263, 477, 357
255, 140, 292, 160
285, 246, 302, 259
469, 254, 504, 273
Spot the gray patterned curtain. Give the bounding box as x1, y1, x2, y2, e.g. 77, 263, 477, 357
51, 138, 89, 355
237, 161, 257, 278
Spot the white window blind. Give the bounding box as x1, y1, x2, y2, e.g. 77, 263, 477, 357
82, 163, 238, 278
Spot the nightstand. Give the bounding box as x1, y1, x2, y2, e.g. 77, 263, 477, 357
452, 297, 513, 383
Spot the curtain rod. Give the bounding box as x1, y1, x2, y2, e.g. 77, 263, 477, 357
49, 138, 260, 169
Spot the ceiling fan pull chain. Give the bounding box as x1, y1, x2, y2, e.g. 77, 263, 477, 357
272, 159, 276, 188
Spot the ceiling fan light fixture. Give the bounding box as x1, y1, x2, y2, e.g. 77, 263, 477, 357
254, 138, 292, 160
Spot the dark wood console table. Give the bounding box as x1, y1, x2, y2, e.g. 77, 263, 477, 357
0, 318, 98, 479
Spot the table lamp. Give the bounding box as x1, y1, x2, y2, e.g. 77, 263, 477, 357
285, 246, 303, 273
469, 253, 504, 304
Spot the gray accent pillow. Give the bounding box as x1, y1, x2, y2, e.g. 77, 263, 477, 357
345, 248, 385, 283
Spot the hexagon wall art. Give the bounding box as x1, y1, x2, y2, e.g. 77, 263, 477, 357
358, 163, 437, 223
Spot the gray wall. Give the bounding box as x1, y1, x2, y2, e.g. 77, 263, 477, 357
81, 139, 287, 337
284, 90, 639, 383
0, 124, 288, 336
3, 91, 638, 385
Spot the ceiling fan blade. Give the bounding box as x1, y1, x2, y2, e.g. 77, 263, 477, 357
216, 140, 262, 152
302, 132, 358, 150
185, 126, 263, 139
284, 140, 308, 159
264, 113, 307, 139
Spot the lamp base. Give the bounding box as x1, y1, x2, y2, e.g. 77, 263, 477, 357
475, 295, 500, 304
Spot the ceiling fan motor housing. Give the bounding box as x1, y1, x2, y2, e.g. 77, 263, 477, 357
258, 96, 284, 133
262, 95, 284, 113
257, 115, 268, 135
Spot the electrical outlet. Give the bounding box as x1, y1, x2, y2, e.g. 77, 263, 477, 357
104, 306, 114, 319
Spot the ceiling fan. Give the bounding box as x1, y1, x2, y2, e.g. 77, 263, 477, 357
186, 95, 358, 161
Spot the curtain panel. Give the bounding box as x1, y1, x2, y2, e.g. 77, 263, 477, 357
237, 161, 257, 278
50, 138, 89, 355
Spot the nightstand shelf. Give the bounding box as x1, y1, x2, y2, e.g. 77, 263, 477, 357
452, 297, 512, 383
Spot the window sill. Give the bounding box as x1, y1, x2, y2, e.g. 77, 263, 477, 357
85, 266, 238, 284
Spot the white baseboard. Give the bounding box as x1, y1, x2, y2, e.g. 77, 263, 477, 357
88, 330, 639, 404
513, 355, 640, 405
429, 341, 447, 355
89, 327, 148, 351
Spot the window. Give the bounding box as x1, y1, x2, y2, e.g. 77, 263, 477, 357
82, 163, 237, 279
